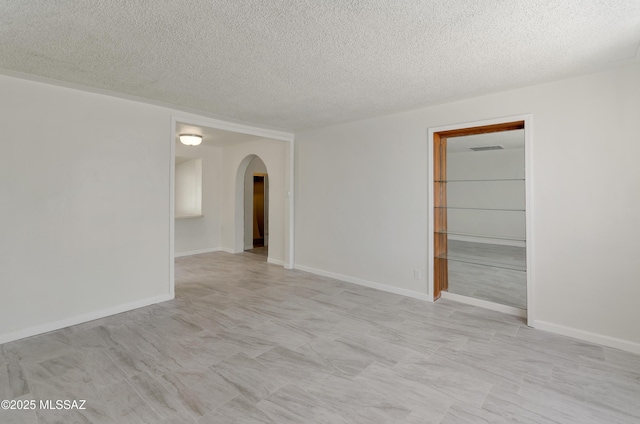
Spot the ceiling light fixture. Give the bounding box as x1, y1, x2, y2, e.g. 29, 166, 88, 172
179, 134, 202, 146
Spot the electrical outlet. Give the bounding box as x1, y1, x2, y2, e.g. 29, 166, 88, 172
413, 269, 421, 279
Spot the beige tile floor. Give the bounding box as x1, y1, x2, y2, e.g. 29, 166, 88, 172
1, 251, 639, 423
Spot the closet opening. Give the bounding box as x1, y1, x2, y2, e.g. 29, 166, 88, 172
243, 156, 269, 259
430, 117, 532, 320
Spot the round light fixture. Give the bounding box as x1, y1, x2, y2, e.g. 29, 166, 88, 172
179, 134, 203, 146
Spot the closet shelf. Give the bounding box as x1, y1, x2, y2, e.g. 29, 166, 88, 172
434, 206, 525, 212
434, 231, 526, 242
434, 178, 525, 182
435, 252, 526, 272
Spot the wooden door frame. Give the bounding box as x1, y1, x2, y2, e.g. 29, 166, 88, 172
427, 115, 534, 325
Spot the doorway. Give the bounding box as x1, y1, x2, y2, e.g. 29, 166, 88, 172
252, 174, 267, 248
244, 157, 269, 258
430, 116, 532, 319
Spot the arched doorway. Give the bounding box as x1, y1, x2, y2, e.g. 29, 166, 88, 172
238, 155, 269, 258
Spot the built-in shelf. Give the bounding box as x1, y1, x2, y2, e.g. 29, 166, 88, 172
435, 230, 526, 242
435, 178, 525, 182
435, 206, 524, 212
436, 252, 526, 271
432, 120, 527, 302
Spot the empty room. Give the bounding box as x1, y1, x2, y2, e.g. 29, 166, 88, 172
1, 1, 639, 423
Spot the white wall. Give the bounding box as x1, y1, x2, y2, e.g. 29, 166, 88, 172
174, 143, 223, 255
0, 74, 292, 344
294, 62, 640, 351
244, 157, 268, 250
0, 75, 173, 341
175, 158, 203, 217
222, 139, 288, 265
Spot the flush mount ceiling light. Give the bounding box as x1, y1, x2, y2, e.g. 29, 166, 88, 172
179, 134, 202, 146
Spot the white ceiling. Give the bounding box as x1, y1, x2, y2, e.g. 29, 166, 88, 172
1, 1, 638, 131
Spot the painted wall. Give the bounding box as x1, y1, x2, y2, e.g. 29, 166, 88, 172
0, 74, 292, 343
0, 75, 172, 341
294, 62, 640, 350
175, 158, 203, 217
174, 143, 223, 255
244, 157, 269, 250
222, 139, 288, 265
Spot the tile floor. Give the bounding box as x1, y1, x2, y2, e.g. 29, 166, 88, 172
244, 246, 268, 257
1, 251, 639, 423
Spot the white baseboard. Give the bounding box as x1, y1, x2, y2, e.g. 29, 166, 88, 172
0, 293, 174, 345
448, 234, 526, 247
294, 264, 430, 301
219, 247, 235, 254
174, 247, 222, 257
532, 319, 640, 355
176, 249, 285, 268
440, 291, 527, 317
284, 263, 640, 355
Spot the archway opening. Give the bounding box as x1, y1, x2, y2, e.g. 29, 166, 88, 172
242, 156, 269, 258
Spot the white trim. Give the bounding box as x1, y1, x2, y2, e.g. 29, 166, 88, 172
294, 264, 431, 301
427, 114, 534, 324
523, 116, 534, 327
169, 118, 176, 298
441, 291, 527, 318
287, 137, 295, 270
235, 155, 267, 254
175, 247, 289, 259
267, 257, 285, 266
533, 320, 640, 355
427, 126, 435, 301
0, 68, 295, 140
172, 115, 293, 143
175, 247, 222, 257
0, 293, 174, 345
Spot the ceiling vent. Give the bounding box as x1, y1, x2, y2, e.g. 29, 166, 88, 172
469, 145, 504, 151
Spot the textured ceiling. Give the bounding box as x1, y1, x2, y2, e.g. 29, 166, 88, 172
1, 1, 639, 131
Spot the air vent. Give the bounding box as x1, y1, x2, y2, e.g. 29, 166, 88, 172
469, 145, 504, 151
